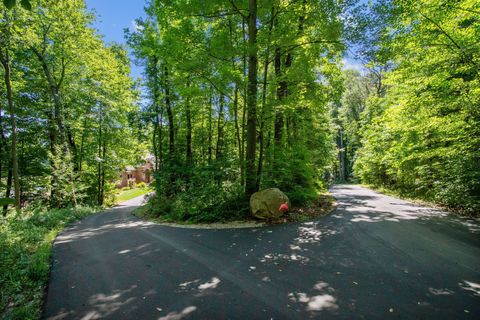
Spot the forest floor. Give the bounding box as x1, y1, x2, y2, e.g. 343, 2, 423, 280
42, 185, 479, 319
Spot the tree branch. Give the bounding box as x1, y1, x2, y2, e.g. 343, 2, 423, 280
228, 0, 247, 19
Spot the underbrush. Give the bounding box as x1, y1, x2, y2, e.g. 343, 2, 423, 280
0, 206, 98, 320
135, 182, 249, 223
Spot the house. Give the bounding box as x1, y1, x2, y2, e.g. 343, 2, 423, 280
117, 156, 154, 188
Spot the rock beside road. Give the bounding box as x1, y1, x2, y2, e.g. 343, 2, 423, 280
250, 188, 290, 219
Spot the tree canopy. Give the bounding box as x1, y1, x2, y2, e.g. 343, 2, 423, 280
0, 0, 478, 218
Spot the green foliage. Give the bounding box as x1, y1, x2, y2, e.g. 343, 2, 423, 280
353, 0, 480, 214
0, 0, 144, 211
0, 198, 16, 206
136, 182, 147, 189
128, 0, 344, 222
50, 146, 86, 208
0, 206, 98, 319
139, 162, 248, 223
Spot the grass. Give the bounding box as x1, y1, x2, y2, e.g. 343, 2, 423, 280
0, 206, 99, 320
115, 187, 152, 203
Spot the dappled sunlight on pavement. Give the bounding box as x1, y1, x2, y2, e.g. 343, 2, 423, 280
43, 187, 480, 319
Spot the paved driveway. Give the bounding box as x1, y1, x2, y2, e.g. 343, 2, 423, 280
43, 185, 480, 319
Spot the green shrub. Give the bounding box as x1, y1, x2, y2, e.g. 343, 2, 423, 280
136, 182, 147, 189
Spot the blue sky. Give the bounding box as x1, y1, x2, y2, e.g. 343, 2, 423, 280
85, 0, 146, 79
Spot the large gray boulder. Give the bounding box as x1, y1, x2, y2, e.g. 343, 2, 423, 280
250, 188, 290, 219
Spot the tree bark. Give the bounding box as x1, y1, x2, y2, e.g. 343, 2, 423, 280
337, 128, 346, 181
208, 87, 213, 164
0, 109, 4, 197
232, 87, 242, 164
185, 78, 193, 165
0, 49, 20, 212
274, 47, 284, 149
97, 106, 104, 206
78, 116, 88, 173
256, 4, 275, 190
215, 94, 225, 161
66, 125, 78, 172
245, 0, 258, 197
164, 65, 174, 158
3, 167, 12, 215
151, 56, 161, 171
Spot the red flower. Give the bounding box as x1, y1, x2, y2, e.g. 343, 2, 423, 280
279, 203, 289, 212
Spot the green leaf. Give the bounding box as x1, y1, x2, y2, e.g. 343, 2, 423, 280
3, 0, 16, 9
0, 198, 16, 206
20, 0, 31, 10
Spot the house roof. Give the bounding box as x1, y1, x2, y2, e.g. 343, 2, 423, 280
125, 165, 136, 171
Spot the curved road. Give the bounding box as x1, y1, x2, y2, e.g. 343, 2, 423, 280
43, 185, 480, 319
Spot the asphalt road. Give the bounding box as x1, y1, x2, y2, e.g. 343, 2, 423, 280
43, 185, 480, 319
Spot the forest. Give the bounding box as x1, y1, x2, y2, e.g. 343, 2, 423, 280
0, 0, 477, 220
0, 0, 479, 318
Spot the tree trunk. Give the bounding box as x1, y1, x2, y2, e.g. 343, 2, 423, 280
66, 125, 79, 172
233, 87, 243, 173
230, 18, 244, 184
164, 65, 174, 158
256, 4, 275, 190
1, 49, 20, 212
152, 57, 161, 171
274, 48, 284, 150
3, 167, 12, 215
241, 16, 248, 185
337, 128, 346, 181
78, 117, 88, 173
185, 78, 193, 165
97, 107, 103, 206
158, 108, 164, 170
215, 94, 225, 161
245, 0, 258, 197
208, 87, 213, 164
100, 139, 106, 205
0, 109, 4, 196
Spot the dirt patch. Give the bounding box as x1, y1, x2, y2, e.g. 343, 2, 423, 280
269, 194, 338, 224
